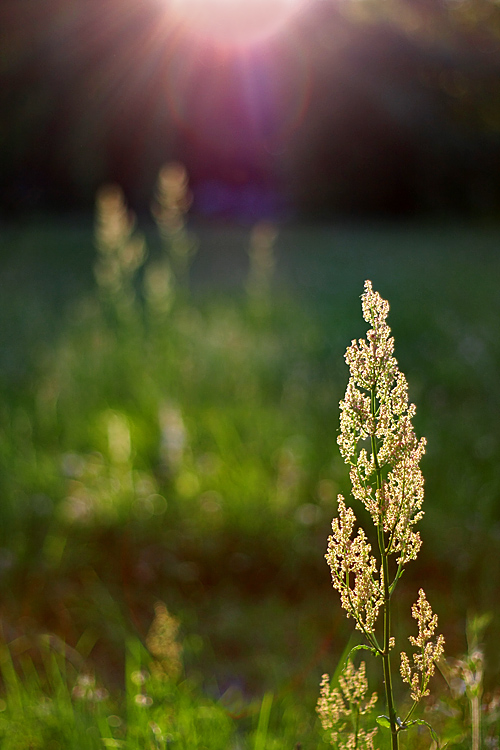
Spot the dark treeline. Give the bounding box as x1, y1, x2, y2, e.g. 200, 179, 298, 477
1, 0, 500, 220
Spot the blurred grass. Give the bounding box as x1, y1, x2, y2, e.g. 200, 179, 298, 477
0, 214, 500, 746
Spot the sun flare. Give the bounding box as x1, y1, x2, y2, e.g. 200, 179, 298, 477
167, 0, 307, 44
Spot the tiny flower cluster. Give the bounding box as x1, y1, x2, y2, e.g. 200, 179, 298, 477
400, 589, 445, 702
327, 281, 427, 636
317, 661, 378, 750
146, 602, 183, 681
94, 184, 145, 295
325, 496, 383, 634
130, 669, 154, 707
72, 673, 109, 703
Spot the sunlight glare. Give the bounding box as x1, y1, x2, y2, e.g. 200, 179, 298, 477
167, 0, 307, 44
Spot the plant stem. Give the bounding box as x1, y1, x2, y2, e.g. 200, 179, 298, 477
471, 693, 480, 750
380, 543, 399, 750
371, 389, 399, 750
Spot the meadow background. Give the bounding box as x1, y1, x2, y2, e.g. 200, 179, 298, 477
2, 0, 500, 746
0, 207, 500, 747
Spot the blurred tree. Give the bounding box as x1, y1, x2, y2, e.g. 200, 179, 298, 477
0, 0, 499, 218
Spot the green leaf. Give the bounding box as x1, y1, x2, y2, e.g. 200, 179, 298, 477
343, 644, 379, 670
389, 567, 405, 595
376, 715, 391, 729
406, 719, 441, 748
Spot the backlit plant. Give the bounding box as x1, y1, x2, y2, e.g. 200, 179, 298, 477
318, 281, 445, 750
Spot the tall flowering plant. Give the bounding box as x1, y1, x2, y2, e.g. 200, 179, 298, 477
318, 282, 444, 750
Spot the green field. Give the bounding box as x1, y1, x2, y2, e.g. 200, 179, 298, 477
0, 213, 499, 748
